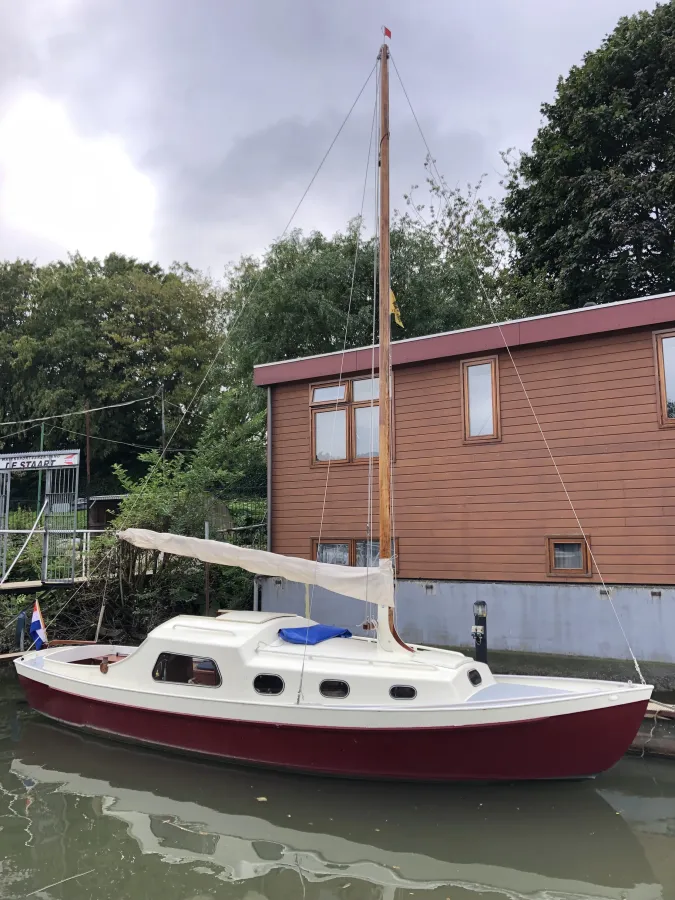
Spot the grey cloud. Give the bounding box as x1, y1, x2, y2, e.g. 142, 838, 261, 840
0, 0, 660, 273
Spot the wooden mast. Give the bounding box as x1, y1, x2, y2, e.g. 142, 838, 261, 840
377, 41, 410, 651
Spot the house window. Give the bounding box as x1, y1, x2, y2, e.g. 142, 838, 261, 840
355, 539, 379, 567
461, 357, 500, 442
314, 541, 350, 566
546, 537, 591, 576
314, 538, 396, 568
314, 409, 347, 461
354, 405, 379, 458
312, 383, 346, 404
655, 332, 675, 424
152, 653, 221, 687
310, 376, 379, 464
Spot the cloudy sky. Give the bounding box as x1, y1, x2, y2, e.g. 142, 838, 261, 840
0, 0, 658, 277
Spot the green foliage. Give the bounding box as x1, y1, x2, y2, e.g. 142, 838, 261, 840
503, 2, 675, 308
83, 450, 263, 641
0, 253, 225, 491
220, 192, 509, 389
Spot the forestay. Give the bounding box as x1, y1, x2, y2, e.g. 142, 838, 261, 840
117, 528, 395, 607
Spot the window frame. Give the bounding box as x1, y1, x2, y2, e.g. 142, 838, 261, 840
653, 330, 675, 427
351, 401, 380, 461
460, 355, 501, 443
312, 537, 354, 566
312, 537, 398, 570
309, 375, 384, 466
311, 406, 349, 465
309, 380, 349, 406
151, 652, 222, 688
546, 535, 592, 578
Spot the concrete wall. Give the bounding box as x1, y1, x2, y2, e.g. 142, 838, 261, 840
258, 576, 675, 664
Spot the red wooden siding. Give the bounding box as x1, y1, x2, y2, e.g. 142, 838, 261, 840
270, 326, 675, 585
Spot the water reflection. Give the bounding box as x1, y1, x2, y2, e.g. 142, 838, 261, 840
0, 689, 671, 900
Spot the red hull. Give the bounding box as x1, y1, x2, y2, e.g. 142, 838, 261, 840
18, 676, 648, 781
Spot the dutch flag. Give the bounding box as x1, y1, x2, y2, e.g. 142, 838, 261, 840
29, 600, 48, 650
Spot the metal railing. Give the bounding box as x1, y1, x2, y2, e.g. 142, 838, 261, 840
0, 528, 105, 584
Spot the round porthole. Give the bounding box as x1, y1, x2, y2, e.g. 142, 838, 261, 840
468, 669, 482, 687
320, 679, 350, 699
389, 685, 417, 699
254, 674, 285, 695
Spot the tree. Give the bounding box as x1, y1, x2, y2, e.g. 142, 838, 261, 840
502, 2, 675, 309
221, 189, 509, 390
0, 254, 225, 490
0, 261, 39, 429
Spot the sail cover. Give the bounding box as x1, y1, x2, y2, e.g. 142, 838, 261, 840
117, 529, 395, 607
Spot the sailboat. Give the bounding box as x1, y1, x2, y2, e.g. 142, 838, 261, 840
14, 41, 652, 781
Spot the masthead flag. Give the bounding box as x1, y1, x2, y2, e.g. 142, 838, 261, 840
29, 600, 48, 650
383, 26, 391, 38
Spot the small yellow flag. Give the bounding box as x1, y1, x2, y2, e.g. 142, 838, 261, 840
390, 289, 403, 328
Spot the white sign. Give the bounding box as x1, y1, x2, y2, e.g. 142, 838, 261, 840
0, 451, 80, 471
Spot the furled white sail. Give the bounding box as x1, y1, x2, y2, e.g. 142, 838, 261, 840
117, 528, 395, 607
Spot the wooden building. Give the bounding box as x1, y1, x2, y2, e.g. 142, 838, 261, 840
253, 292, 675, 666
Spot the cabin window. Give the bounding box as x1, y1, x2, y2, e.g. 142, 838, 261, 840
655, 331, 675, 424
320, 679, 350, 698
152, 653, 221, 687
468, 669, 482, 687
254, 674, 285, 695
461, 356, 500, 442
310, 377, 380, 464
546, 537, 591, 576
390, 685, 417, 699
314, 538, 397, 569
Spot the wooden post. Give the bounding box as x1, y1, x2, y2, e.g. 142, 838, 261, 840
378, 42, 392, 569
204, 520, 210, 616
377, 42, 411, 651
160, 384, 166, 454
85, 401, 91, 489
36, 422, 45, 508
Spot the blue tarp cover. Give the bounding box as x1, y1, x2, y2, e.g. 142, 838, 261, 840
279, 624, 352, 645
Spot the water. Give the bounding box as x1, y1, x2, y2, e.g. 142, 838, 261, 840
1, 680, 674, 900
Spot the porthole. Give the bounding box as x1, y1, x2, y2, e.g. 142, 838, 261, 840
390, 685, 417, 700
320, 679, 350, 699
254, 674, 285, 695
468, 669, 482, 687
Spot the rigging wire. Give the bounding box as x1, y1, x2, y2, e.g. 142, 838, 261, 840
390, 53, 646, 684
297, 60, 380, 703
52, 425, 159, 451
0, 394, 157, 428
0, 422, 43, 443
24, 61, 380, 645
